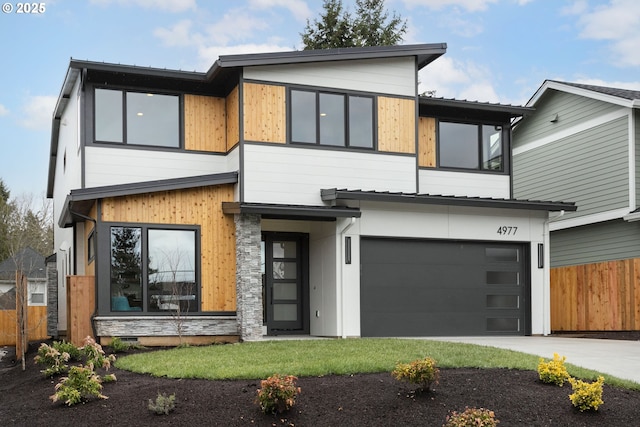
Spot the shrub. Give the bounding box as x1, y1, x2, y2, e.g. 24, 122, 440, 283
81, 336, 116, 370
256, 374, 301, 414
537, 353, 570, 386
34, 343, 71, 377
444, 407, 500, 427
148, 392, 177, 415
50, 365, 108, 406
392, 356, 439, 391
52, 340, 83, 361
568, 376, 604, 412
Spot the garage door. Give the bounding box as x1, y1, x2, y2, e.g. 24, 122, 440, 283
360, 238, 529, 337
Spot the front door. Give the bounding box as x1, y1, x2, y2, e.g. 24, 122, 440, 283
262, 233, 309, 335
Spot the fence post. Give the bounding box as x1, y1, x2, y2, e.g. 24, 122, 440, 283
15, 271, 27, 363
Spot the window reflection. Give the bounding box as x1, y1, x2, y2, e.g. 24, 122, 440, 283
110, 227, 142, 311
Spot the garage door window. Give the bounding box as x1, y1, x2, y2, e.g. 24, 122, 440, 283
487, 271, 519, 285
487, 318, 519, 332
487, 295, 519, 309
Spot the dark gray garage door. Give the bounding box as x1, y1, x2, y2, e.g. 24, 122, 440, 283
360, 238, 529, 337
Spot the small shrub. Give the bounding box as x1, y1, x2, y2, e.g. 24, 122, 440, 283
34, 343, 71, 377
81, 336, 116, 370
392, 356, 439, 391
256, 374, 301, 414
107, 337, 145, 353
568, 376, 604, 412
537, 353, 570, 386
148, 392, 177, 415
50, 365, 108, 406
444, 407, 500, 427
52, 340, 83, 361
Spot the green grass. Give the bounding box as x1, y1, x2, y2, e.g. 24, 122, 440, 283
114, 338, 640, 390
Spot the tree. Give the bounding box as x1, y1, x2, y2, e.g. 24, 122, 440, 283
301, 0, 407, 50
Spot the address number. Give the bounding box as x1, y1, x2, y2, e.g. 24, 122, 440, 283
497, 226, 517, 235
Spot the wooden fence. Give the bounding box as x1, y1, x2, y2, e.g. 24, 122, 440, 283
0, 306, 49, 346
550, 258, 640, 331
67, 276, 95, 346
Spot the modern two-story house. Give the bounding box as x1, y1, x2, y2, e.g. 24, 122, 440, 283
47, 44, 575, 345
513, 80, 640, 333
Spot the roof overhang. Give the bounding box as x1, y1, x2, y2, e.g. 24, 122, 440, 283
222, 202, 361, 221
321, 188, 577, 212
419, 97, 534, 123
58, 172, 238, 228
526, 80, 640, 109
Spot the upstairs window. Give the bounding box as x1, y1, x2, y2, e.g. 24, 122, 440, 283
290, 89, 374, 149
95, 88, 180, 148
438, 121, 503, 171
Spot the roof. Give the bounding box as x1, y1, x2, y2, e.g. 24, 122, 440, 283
419, 96, 534, 122
47, 43, 447, 198
222, 202, 361, 220
0, 247, 46, 280
526, 80, 640, 109
58, 172, 238, 228
321, 188, 577, 212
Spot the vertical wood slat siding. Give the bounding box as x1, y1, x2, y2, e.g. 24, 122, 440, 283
418, 117, 436, 167
184, 94, 227, 152
226, 86, 240, 150
377, 97, 416, 154
550, 259, 640, 331
67, 276, 95, 346
243, 82, 286, 144
0, 306, 48, 346
101, 185, 236, 312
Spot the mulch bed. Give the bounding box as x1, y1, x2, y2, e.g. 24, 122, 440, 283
1, 340, 639, 426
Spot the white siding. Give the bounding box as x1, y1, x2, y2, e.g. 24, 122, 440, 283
84, 146, 239, 188
243, 144, 417, 205
419, 169, 510, 198
243, 57, 416, 97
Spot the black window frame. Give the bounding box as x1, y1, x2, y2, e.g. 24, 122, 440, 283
288, 88, 376, 150
88, 229, 95, 264
437, 119, 506, 173
93, 87, 183, 149
99, 222, 201, 315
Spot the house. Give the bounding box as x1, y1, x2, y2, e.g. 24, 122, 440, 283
512, 80, 640, 332
47, 44, 575, 345
0, 247, 49, 346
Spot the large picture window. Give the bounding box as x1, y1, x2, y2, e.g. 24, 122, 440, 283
438, 121, 503, 171
290, 89, 374, 149
95, 88, 180, 148
110, 226, 198, 313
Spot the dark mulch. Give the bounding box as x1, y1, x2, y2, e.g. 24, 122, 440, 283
1, 338, 639, 427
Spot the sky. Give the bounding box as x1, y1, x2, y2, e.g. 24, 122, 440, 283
1, 0, 639, 198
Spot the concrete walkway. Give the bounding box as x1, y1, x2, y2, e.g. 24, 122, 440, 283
423, 336, 640, 384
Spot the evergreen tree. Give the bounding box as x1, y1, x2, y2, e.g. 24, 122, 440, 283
301, 0, 407, 50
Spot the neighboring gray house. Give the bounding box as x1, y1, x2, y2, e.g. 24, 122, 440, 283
0, 247, 47, 309
512, 80, 640, 332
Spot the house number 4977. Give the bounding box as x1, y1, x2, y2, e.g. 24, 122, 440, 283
497, 226, 517, 235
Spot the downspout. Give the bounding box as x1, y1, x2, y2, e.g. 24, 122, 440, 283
338, 217, 356, 339
542, 210, 564, 336
69, 209, 98, 340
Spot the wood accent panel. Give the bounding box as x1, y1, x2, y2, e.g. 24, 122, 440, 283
418, 117, 436, 167
0, 306, 49, 346
101, 185, 236, 312
377, 96, 416, 154
243, 82, 286, 144
226, 86, 240, 150
67, 275, 95, 346
550, 259, 640, 331
184, 94, 227, 152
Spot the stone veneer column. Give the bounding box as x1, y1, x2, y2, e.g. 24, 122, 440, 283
235, 213, 263, 341
46, 256, 58, 337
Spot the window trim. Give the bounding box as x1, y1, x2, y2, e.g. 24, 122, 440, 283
436, 119, 508, 174
93, 87, 184, 149
288, 87, 376, 150
88, 229, 95, 264
100, 222, 201, 315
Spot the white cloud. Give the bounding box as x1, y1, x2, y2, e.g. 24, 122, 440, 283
418, 56, 501, 103
248, 0, 312, 22
402, 0, 498, 12
574, 0, 640, 67
90, 0, 196, 13
204, 9, 270, 46
154, 19, 199, 47
0, 104, 8, 116
19, 96, 57, 131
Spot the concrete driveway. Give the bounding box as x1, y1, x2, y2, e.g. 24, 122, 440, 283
424, 336, 640, 384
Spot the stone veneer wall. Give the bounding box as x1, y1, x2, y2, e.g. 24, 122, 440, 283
94, 316, 238, 337
235, 213, 263, 341
46, 257, 58, 337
